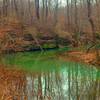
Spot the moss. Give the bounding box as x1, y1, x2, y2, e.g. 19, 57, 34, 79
36, 33, 44, 38
96, 32, 100, 40
42, 43, 56, 49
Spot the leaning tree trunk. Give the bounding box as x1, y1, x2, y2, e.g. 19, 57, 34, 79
87, 0, 100, 61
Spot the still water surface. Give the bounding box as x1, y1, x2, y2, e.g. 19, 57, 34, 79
0, 50, 100, 100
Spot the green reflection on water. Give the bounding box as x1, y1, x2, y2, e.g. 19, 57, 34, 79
0, 50, 100, 79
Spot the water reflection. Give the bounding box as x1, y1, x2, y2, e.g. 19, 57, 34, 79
0, 64, 99, 100
0, 51, 100, 100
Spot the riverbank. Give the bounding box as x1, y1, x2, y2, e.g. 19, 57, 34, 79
0, 24, 74, 53
59, 50, 100, 67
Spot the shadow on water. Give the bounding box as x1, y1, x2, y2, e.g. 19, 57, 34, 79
0, 50, 100, 100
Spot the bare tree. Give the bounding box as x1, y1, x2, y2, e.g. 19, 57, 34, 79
53, 0, 59, 26
87, 0, 95, 41
35, 0, 40, 20
3, 0, 8, 17
87, 0, 100, 60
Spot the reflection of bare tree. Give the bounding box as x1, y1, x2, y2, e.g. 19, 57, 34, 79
37, 75, 43, 100
0, 68, 27, 100
0, 64, 100, 100
85, 70, 100, 100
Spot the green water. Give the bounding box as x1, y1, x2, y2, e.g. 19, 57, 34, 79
0, 50, 100, 100
0, 50, 61, 72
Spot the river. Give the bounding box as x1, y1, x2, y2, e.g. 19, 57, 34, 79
0, 50, 100, 100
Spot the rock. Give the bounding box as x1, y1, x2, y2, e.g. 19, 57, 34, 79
23, 33, 34, 41
8, 32, 17, 38
57, 37, 72, 46
39, 36, 54, 40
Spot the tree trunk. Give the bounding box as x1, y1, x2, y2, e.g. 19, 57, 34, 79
87, 0, 100, 61
35, 0, 40, 20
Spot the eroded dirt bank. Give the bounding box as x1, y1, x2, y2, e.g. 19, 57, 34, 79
59, 50, 100, 67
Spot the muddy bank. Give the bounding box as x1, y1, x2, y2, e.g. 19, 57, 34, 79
59, 51, 100, 66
